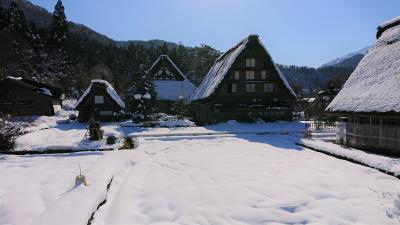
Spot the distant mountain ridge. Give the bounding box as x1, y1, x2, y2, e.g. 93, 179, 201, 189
1, 0, 184, 49
320, 46, 369, 68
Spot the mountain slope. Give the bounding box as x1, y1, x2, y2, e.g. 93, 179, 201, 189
320, 46, 369, 68
1, 0, 184, 48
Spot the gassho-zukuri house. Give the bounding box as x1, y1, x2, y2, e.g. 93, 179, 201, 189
148, 55, 196, 112
190, 34, 297, 124
75, 79, 125, 122
326, 16, 400, 155
0, 76, 62, 117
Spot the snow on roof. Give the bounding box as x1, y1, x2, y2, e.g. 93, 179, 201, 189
327, 22, 400, 113
149, 55, 197, 101
38, 88, 52, 96
6, 76, 23, 80
377, 16, 400, 38
191, 35, 296, 101
148, 55, 191, 81
75, 79, 125, 109
379, 16, 400, 30
154, 80, 196, 101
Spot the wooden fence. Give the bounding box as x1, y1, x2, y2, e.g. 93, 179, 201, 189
305, 121, 336, 131
346, 123, 400, 153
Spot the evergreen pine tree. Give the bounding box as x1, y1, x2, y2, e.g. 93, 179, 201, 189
0, 0, 6, 30
30, 24, 51, 82
4, 2, 35, 78
133, 64, 157, 121
48, 0, 72, 93
171, 96, 188, 120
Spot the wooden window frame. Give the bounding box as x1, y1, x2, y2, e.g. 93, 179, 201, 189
94, 95, 104, 104
245, 83, 256, 93
246, 58, 256, 67
261, 70, 267, 79
264, 83, 274, 92
246, 71, 255, 80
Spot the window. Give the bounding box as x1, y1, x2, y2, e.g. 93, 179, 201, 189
94, 96, 104, 104
261, 70, 267, 79
246, 58, 256, 67
264, 83, 274, 92
99, 111, 113, 116
246, 84, 255, 92
246, 71, 255, 80
234, 71, 240, 80
231, 84, 237, 93
228, 84, 238, 93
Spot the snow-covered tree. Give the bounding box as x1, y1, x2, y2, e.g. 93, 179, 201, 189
132, 64, 157, 121
4, 2, 36, 79
171, 96, 188, 119
0, 114, 20, 152
48, 0, 73, 94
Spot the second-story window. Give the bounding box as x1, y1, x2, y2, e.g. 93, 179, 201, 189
231, 84, 237, 93
245, 83, 255, 92
264, 83, 274, 92
94, 95, 104, 104
261, 70, 267, 79
246, 58, 256, 67
228, 83, 238, 93
234, 71, 240, 80
246, 71, 255, 80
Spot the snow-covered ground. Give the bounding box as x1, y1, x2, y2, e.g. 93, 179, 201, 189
89, 135, 399, 225
300, 138, 400, 177
15, 119, 305, 151
4, 133, 397, 225
0, 152, 102, 225
2, 118, 400, 225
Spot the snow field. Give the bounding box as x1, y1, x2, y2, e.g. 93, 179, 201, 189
0, 152, 102, 225
31, 151, 145, 225
15, 120, 305, 152
90, 134, 399, 225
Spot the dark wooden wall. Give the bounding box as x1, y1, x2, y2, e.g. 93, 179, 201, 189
77, 84, 123, 122
192, 38, 295, 124
0, 81, 55, 116
209, 39, 294, 106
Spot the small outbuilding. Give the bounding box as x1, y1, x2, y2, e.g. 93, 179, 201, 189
0, 77, 62, 117
75, 80, 125, 122
147, 55, 196, 112
190, 34, 296, 124
326, 16, 400, 155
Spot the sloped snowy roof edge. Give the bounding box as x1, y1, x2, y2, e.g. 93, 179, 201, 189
191, 35, 296, 101
377, 16, 400, 38
326, 19, 400, 113
75, 79, 126, 109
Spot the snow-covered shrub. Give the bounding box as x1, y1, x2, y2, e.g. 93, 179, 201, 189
0, 115, 20, 151
121, 137, 138, 149
88, 120, 103, 141
69, 114, 77, 121
106, 135, 117, 145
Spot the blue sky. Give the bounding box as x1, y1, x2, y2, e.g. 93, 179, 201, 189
30, 0, 399, 67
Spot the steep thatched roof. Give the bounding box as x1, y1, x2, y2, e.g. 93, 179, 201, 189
75, 80, 125, 109
148, 55, 196, 101
327, 17, 400, 113
191, 35, 296, 101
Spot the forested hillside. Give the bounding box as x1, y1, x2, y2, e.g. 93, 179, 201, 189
279, 65, 354, 97
0, 0, 358, 99
0, 0, 221, 97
